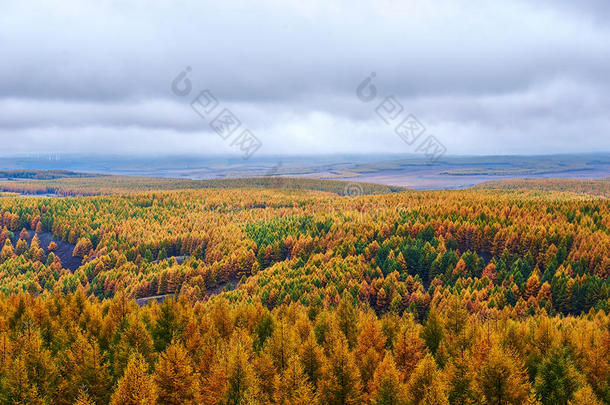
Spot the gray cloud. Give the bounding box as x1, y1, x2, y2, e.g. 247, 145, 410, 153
0, 0, 609, 156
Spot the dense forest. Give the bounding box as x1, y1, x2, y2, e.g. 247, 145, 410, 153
0, 177, 606, 404
477, 178, 610, 198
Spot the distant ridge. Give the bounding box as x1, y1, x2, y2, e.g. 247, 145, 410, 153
0, 169, 100, 180
0, 173, 405, 197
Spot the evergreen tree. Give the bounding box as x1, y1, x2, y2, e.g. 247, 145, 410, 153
336, 295, 359, 349
422, 309, 444, 356
534, 348, 580, 405
152, 300, 183, 352
370, 353, 407, 405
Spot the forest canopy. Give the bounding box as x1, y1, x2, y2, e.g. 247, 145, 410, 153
0, 176, 606, 404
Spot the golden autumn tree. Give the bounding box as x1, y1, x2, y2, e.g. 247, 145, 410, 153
406, 354, 449, 405
568, 384, 603, 405
393, 326, 426, 383
267, 320, 297, 371
112, 316, 155, 379
476, 345, 530, 405
370, 353, 407, 405
299, 332, 324, 386
319, 336, 362, 405
2, 357, 43, 405
73, 237, 93, 258
273, 355, 316, 405
355, 312, 387, 391
73, 389, 95, 405
111, 352, 158, 405
0, 239, 14, 262
154, 342, 199, 405
15, 238, 28, 256
199, 357, 229, 405
58, 334, 113, 405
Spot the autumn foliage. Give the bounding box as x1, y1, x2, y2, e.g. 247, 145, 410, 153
0, 178, 605, 403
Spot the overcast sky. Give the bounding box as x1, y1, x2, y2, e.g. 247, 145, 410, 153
1, 0, 609, 157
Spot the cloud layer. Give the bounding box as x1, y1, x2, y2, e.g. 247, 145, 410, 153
1, 0, 609, 156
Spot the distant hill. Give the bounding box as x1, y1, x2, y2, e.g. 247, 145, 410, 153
0, 173, 405, 196
1, 153, 609, 189
0, 169, 99, 180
